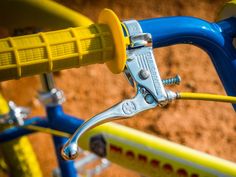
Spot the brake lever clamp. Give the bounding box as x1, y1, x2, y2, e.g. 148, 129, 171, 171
61, 20, 177, 160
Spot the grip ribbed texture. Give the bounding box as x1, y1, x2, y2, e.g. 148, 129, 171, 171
0, 24, 114, 81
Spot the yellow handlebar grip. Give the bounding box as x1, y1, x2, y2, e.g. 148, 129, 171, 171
0, 24, 114, 81
0, 9, 127, 81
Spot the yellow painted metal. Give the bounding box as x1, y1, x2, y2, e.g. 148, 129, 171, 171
79, 122, 236, 177
218, 0, 236, 48
0, 0, 93, 32
0, 135, 43, 177
179, 92, 236, 103
218, 0, 236, 20
99, 9, 127, 73
0, 95, 42, 177
23, 125, 71, 138
0, 94, 9, 115
21, 121, 236, 176
0, 23, 115, 81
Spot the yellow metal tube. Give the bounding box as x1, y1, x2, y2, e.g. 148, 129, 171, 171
22, 122, 236, 177
0, 0, 93, 31
79, 122, 236, 177
0, 94, 9, 115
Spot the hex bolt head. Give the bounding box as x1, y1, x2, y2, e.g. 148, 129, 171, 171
139, 69, 150, 80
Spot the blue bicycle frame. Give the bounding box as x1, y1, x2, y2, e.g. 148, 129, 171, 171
0, 16, 236, 177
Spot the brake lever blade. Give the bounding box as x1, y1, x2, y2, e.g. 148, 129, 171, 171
61, 88, 158, 160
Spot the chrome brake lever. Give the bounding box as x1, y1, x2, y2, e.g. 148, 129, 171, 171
62, 20, 178, 160
61, 87, 158, 160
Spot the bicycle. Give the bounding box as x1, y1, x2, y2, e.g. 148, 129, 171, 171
0, 0, 236, 177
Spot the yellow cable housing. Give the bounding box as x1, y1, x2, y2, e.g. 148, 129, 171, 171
178, 92, 236, 103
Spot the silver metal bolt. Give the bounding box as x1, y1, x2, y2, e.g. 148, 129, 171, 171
162, 75, 181, 86
139, 69, 150, 80
145, 94, 155, 104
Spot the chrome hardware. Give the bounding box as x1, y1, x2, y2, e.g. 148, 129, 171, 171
39, 73, 65, 106
61, 20, 179, 160
145, 94, 155, 104
40, 73, 56, 92
162, 75, 181, 86
61, 87, 158, 160
39, 88, 65, 106
0, 101, 30, 126
125, 46, 167, 103
123, 20, 143, 35
124, 69, 135, 87
130, 33, 152, 48
139, 69, 150, 80
76, 153, 110, 177
166, 90, 178, 102
53, 151, 110, 177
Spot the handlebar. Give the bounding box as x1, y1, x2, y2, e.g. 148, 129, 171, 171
139, 17, 236, 109
1, 12, 236, 110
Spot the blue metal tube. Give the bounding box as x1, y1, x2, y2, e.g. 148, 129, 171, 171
0, 109, 84, 143
46, 105, 83, 177
139, 17, 236, 110
0, 117, 48, 143
46, 105, 84, 134
53, 136, 77, 177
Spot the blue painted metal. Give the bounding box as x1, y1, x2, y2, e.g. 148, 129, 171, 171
46, 105, 84, 134
46, 105, 82, 177
0, 109, 84, 143
0, 117, 48, 143
139, 17, 236, 110
53, 136, 77, 177
0, 106, 84, 176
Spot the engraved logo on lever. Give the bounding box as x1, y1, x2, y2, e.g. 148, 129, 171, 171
122, 101, 136, 115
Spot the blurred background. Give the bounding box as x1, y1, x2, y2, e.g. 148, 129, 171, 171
0, 0, 235, 176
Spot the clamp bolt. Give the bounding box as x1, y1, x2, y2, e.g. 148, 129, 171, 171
139, 69, 150, 80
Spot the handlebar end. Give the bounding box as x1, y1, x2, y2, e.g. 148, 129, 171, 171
99, 8, 127, 74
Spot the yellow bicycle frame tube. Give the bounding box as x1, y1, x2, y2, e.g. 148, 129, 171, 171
79, 122, 236, 177
0, 94, 9, 115
0, 0, 93, 32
